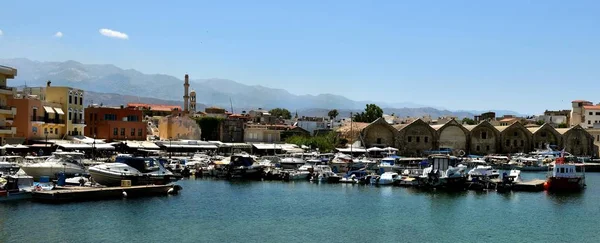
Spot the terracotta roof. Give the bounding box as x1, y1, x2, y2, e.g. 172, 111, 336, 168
499, 117, 518, 122
583, 105, 600, 110
572, 100, 591, 103
127, 103, 181, 112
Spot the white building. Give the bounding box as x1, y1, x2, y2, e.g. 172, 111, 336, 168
296, 117, 328, 135
571, 100, 600, 128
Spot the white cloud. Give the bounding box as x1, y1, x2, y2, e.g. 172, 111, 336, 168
54, 31, 63, 38
99, 28, 128, 40
0, 29, 3, 36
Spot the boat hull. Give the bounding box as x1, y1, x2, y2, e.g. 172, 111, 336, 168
89, 170, 178, 187
546, 177, 585, 192
20, 164, 86, 180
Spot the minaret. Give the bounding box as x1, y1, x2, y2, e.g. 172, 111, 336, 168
190, 89, 197, 114
183, 74, 190, 113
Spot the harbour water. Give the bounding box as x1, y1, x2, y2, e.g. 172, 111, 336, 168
2, 172, 599, 243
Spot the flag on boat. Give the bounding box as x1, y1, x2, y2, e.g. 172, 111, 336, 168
560, 148, 565, 158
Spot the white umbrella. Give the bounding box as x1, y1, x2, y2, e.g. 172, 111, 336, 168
383, 147, 399, 151
367, 147, 384, 152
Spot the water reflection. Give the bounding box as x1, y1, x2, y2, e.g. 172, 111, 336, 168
545, 191, 585, 205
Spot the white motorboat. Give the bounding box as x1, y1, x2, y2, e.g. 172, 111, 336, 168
283, 170, 310, 181
374, 172, 400, 185
378, 157, 400, 173
20, 151, 87, 180
468, 165, 500, 180
279, 157, 306, 170
89, 156, 177, 186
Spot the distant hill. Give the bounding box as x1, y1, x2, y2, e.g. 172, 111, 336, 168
1, 58, 521, 119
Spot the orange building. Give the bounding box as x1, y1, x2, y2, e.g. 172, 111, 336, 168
8, 96, 66, 142
85, 106, 147, 141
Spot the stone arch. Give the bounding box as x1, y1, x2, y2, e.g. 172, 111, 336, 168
361, 117, 398, 148
467, 121, 500, 155
563, 125, 594, 156
435, 119, 469, 152
529, 124, 562, 150
396, 119, 436, 156
499, 122, 532, 154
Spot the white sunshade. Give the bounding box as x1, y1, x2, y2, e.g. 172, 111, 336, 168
54, 107, 65, 115
124, 141, 161, 150
382, 147, 399, 151
57, 143, 92, 149
252, 144, 283, 150
367, 147, 384, 152
92, 144, 115, 150
43, 106, 55, 114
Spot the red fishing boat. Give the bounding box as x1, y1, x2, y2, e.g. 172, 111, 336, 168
545, 155, 586, 192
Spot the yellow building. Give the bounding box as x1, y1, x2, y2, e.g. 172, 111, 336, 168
43, 83, 86, 136
0, 65, 18, 144
158, 115, 202, 140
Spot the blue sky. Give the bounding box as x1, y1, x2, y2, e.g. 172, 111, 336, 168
0, 0, 599, 114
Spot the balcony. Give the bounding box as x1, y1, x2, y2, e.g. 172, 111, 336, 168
46, 119, 65, 125
0, 86, 14, 95
0, 105, 16, 115
0, 126, 16, 135
31, 116, 45, 123
72, 119, 85, 125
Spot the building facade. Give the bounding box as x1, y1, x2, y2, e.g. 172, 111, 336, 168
0, 65, 18, 144
296, 117, 329, 136
84, 106, 147, 141
347, 118, 597, 157
8, 96, 66, 142
44, 84, 86, 136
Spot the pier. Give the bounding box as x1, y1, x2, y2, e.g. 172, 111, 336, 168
32, 184, 181, 203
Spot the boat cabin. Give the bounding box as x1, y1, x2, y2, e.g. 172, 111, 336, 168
552, 164, 579, 178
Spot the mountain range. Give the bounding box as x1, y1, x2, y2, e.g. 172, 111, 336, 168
1, 58, 524, 118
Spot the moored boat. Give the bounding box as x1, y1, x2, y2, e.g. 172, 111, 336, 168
89, 156, 178, 187
20, 151, 87, 180
545, 157, 585, 192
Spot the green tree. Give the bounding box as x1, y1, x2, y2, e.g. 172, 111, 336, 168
269, 108, 292, 119
536, 120, 546, 126
286, 132, 339, 152
558, 123, 568, 128
353, 104, 383, 123
327, 109, 339, 120
462, 117, 477, 125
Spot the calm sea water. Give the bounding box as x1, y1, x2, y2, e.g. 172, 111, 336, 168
2, 172, 599, 243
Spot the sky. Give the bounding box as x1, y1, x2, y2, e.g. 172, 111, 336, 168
0, 0, 599, 114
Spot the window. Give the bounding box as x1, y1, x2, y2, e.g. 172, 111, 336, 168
74, 96, 77, 105
50, 128, 53, 134
476, 145, 480, 151
79, 97, 83, 105
513, 132, 518, 137
120, 128, 126, 136
506, 139, 510, 146
68, 111, 72, 120
113, 128, 118, 136
127, 115, 139, 122
576, 140, 580, 145
55, 128, 58, 134
79, 113, 82, 120
104, 114, 117, 121
376, 138, 382, 144
588, 120, 591, 124
486, 145, 490, 151
597, 135, 599, 142
408, 136, 412, 142
597, 112, 600, 116
89, 113, 93, 121
481, 131, 487, 139
520, 140, 524, 146
138, 128, 142, 136
416, 137, 421, 143
589, 112, 593, 115
131, 128, 135, 136
424, 137, 429, 143
69, 95, 72, 104
513, 140, 517, 146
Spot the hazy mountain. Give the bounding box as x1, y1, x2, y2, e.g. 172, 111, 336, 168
1, 58, 514, 119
